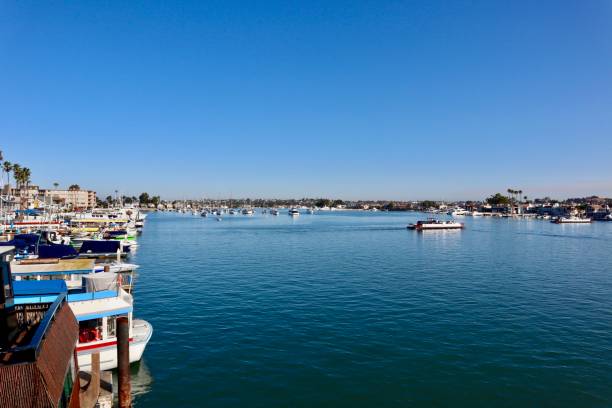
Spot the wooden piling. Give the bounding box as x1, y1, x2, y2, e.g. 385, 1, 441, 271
117, 316, 131, 408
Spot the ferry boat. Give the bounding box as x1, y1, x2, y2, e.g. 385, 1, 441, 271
288, 208, 300, 217
407, 219, 464, 231
552, 216, 591, 224
12, 273, 152, 371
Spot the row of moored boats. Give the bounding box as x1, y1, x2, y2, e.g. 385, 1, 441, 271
0, 207, 152, 371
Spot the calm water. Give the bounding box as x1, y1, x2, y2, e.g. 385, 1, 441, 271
129, 211, 612, 407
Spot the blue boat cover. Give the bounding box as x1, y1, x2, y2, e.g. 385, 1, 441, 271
15, 209, 42, 215
79, 240, 121, 254
15, 234, 41, 247
38, 244, 78, 259
0, 238, 31, 251
13, 280, 67, 296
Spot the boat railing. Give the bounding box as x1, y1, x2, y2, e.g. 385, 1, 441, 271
4, 293, 67, 362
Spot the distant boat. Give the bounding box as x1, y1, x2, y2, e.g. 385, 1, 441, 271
216, 217, 222, 221
288, 208, 300, 217
552, 216, 591, 224
307, 208, 315, 214
448, 208, 468, 216
407, 219, 464, 231
271, 209, 279, 216
201, 211, 208, 217
242, 208, 254, 216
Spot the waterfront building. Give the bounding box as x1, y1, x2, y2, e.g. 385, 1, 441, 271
2, 185, 96, 210
41, 188, 97, 210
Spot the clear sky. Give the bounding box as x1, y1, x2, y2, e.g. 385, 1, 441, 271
1, 1, 611, 200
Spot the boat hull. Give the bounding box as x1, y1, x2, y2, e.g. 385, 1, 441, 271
77, 319, 153, 371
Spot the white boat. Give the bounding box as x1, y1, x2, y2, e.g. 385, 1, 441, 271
242, 208, 254, 216
13, 273, 152, 371
407, 219, 464, 230
307, 208, 315, 214
288, 208, 300, 217
447, 208, 468, 216
271, 209, 279, 216
552, 216, 591, 224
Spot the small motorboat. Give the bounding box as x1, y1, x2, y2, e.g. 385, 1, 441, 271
288, 208, 300, 217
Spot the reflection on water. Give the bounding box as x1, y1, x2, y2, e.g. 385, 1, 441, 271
112, 359, 153, 405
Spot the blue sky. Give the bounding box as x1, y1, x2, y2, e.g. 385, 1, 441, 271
1, 1, 611, 200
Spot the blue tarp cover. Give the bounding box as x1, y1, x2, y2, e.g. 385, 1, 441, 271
38, 244, 78, 259
15, 234, 40, 247
15, 209, 42, 215
79, 240, 121, 254
13, 280, 67, 296
0, 239, 28, 250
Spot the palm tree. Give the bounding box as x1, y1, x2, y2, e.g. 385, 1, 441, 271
3, 161, 13, 190
11, 164, 21, 189
12, 165, 25, 212
507, 188, 515, 213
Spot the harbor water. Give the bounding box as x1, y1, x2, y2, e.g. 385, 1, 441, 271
130, 211, 612, 407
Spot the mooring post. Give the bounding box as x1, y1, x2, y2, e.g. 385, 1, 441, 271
79, 352, 100, 408
117, 316, 131, 408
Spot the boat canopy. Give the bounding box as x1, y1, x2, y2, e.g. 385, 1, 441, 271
13, 280, 68, 296
14, 209, 43, 215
